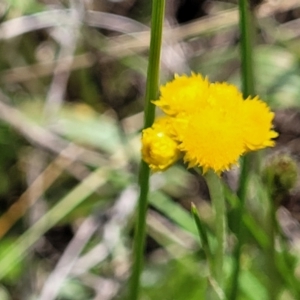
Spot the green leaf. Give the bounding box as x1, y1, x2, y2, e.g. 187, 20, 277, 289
149, 190, 197, 236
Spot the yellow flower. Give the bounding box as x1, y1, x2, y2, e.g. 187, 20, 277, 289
141, 116, 181, 172
142, 73, 278, 174
208, 82, 244, 110
242, 97, 278, 151
174, 83, 245, 174
153, 73, 210, 116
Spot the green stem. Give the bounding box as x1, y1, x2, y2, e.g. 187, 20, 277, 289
143, 1, 165, 129
264, 176, 280, 300
191, 202, 212, 267
239, 0, 255, 98
128, 1, 165, 300
229, 1, 256, 298
191, 202, 226, 300
228, 156, 250, 299
266, 197, 277, 300
204, 170, 226, 299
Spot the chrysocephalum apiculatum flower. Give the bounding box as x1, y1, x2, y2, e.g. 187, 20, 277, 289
241, 97, 278, 151
141, 73, 278, 174
153, 73, 210, 116
141, 116, 181, 172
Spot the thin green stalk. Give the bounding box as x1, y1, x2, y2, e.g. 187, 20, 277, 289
228, 156, 250, 299
128, 1, 165, 300
143, 1, 165, 129
266, 195, 278, 300
191, 202, 226, 300
229, 1, 256, 298
264, 176, 280, 299
238, 0, 255, 98
204, 170, 226, 299
191, 202, 212, 265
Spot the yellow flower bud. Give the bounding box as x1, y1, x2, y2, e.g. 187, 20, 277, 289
141, 117, 181, 172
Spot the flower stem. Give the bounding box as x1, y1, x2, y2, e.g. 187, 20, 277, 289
239, 0, 255, 98
229, 1, 256, 299
143, 0, 165, 129
266, 195, 278, 300
204, 170, 226, 299
228, 156, 250, 299
191, 202, 212, 266
128, 1, 165, 300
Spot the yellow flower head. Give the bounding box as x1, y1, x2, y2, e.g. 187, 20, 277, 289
174, 86, 246, 174
141, 116, 181, 172
141, 73, 278, 174
242, 97, 278, 151
153, 73, 210, 116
